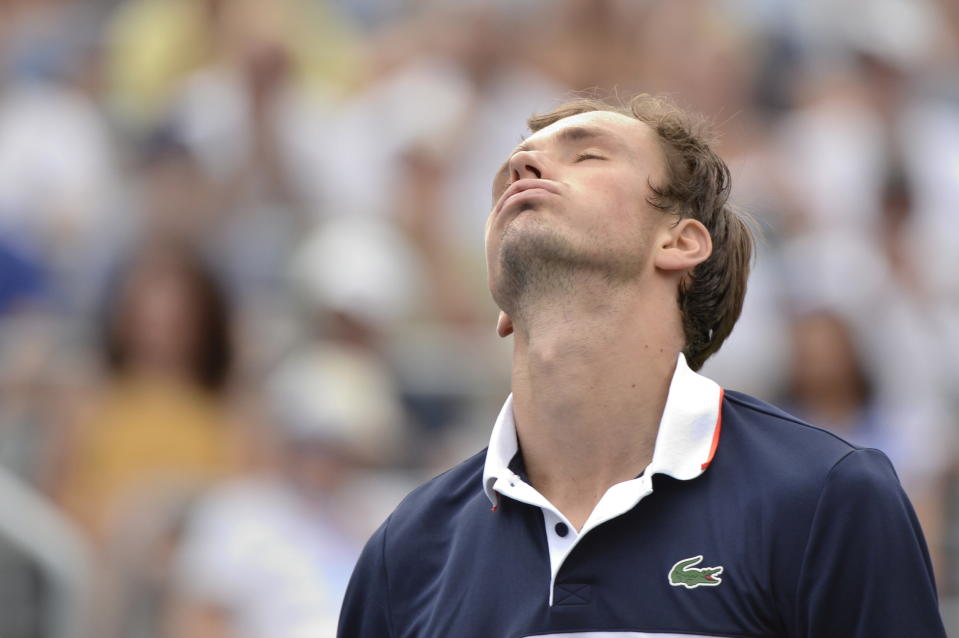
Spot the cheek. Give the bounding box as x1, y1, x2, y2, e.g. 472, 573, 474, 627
613, 179, 652, 217
575, 180, 647, 232
610, 183, 660, 235
580, 170, 644, 209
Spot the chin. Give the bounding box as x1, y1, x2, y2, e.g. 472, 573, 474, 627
491, 223, 575, 305
497, 221, 647, 299
499, 217, 574, 265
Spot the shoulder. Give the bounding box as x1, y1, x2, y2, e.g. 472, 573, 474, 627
380, 449, 489, 548
720, 390, 867, 477
712, 390, 907, 533
711, 393, 923, 605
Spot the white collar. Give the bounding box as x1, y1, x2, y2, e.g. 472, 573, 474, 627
482, 353, 724, 507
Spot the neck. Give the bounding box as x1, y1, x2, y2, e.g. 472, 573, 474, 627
508, 276, 683, 530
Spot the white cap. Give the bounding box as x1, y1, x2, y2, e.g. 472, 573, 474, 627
267, 343, 405, 464
288, 217, 422, 328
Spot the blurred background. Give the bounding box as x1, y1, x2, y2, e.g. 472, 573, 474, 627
0, 0, 957, 635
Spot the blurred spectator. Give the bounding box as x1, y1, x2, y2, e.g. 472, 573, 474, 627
105, 0, 366, 131
167, 343, 411, 638
54, 241, 243, 545
0, 0, 119, 315
785, 310, 887, 448
46, 241, 253, 637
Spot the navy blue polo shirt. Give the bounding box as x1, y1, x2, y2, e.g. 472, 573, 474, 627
339, 355, 946, 638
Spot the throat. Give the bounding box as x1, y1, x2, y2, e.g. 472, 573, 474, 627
503, 278, 684, 530
511, 333, 673, 530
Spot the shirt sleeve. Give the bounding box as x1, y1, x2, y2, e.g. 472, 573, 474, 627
337, 515, 395, 638
793, 448, 946, 637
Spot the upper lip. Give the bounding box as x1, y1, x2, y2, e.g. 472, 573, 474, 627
493, 179, 560, 216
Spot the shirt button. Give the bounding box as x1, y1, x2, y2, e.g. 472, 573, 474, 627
554, 522, 569, 537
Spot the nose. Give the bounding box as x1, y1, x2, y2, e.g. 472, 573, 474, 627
508, 150, 543, 181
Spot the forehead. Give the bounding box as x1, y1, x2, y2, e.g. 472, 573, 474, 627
520, 110, 656, 151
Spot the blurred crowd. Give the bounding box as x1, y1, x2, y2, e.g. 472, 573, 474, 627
0, 0, 957, 636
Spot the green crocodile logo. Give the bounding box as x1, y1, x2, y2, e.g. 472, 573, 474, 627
668, 555, 724, 589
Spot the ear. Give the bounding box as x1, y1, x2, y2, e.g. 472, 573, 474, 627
496, 311, 514, 337
654, 218, 712, 273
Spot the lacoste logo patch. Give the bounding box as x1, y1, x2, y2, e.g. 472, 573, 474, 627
668, 555, 724, 588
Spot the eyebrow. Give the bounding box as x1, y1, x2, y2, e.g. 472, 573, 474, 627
492, 125, 620, 200
514, 125, 616, 155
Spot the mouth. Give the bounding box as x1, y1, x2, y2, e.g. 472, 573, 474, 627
493, 179, 559, 217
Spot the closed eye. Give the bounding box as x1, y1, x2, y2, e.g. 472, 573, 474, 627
575, 152, 605, 162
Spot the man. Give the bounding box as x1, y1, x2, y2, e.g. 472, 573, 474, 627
338, 95, 946, 637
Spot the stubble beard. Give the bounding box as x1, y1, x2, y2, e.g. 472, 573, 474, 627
492, 212, 644, 325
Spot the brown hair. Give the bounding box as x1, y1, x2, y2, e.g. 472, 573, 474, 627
527, 95, 754, 370
104, 240, 233, 392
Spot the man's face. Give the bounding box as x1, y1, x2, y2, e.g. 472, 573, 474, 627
485, 110, 670, 312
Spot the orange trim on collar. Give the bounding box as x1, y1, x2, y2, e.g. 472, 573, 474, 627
701, 388, 725, 471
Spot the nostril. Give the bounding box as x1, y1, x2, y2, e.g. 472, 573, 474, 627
527, 164, 541, 178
